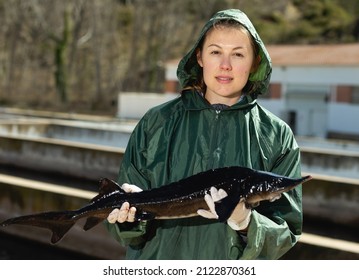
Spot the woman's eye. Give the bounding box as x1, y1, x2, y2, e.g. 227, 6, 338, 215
234, 53, 244, 57
210, 50, 220, 55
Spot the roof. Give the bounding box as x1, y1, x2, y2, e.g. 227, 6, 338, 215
266, 44, 359, 66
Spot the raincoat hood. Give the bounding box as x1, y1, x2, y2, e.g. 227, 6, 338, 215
177, 9, 272, 97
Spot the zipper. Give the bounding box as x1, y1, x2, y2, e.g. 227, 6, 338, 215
208, 109, 222, 169
194, 109, 222, 258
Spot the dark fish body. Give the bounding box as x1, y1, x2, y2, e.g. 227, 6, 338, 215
0, 166, 311, 244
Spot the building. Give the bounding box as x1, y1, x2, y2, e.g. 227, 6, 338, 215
164, 44, 359, 140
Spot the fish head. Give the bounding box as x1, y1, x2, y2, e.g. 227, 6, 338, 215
243, 171, 312, 206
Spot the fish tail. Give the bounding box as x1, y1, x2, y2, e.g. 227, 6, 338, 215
83, 217, 103, 231
0, 211, 77, 244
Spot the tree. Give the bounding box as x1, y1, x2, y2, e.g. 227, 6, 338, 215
52, 7, 71, 103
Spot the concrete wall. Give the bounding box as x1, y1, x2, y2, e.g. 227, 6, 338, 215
2, 114, 359, 180
117, 92, 178, 119
0, 135, 124, 181
301, 146, 359, 180
303, 176, 359, 228
0, 119, 133, 148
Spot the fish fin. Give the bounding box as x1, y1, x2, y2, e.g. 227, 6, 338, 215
50, 221, 76, 244
83, 217, 103, 231
246, 201, 259, 208
91, 178, 124, 202
0, 211, 76, 244
135, 211, 155, 221
214, 196, 243, 223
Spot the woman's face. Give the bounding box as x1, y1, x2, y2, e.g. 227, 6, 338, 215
197, 26, 256, 106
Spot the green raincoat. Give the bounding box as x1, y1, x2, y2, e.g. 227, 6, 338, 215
105, 9, 302, 260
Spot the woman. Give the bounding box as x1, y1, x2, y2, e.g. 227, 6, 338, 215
105, 9, 303, 260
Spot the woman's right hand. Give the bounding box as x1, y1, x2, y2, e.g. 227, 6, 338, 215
107, 183, 143, 223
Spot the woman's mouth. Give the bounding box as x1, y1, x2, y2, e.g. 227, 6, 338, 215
216, 76, 233, 83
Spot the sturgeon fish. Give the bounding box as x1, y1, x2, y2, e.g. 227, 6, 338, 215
0, 166, 311, 244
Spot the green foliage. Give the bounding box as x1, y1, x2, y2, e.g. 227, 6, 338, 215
254, 0, 357, 44
117, 3, 133, 31
288, 0, 355, 43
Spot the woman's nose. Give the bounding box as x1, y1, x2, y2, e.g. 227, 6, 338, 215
220, 56, 232, 71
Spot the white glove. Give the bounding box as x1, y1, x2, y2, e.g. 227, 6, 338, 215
107, 183, 142, 223
197, 187, 227, 219
197, 187, 251, 231
226, 199, 252, 231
